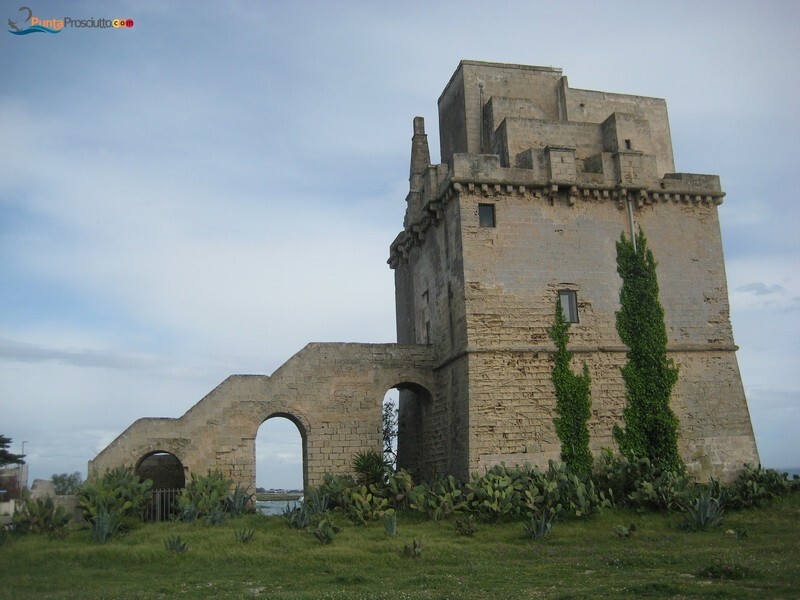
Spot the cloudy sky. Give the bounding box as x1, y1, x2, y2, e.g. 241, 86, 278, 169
2, 0, 798, 489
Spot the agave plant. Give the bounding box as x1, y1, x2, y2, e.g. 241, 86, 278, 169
12, 495, 71, 538
681, 493, 724, 531
523, 509, 555, 540
234, 528, 256, 544
164, 535, 188, 553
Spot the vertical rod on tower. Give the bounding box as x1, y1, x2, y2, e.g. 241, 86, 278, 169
478, 82, 485, 153
626, 197, 637, 252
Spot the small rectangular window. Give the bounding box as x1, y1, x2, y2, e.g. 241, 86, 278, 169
478, 203, 495, 227
624, 139, 632, 150
558, 290, 579, 323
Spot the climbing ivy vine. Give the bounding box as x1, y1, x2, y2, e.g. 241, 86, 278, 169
613, 230, 684, 473
549, 298, 592, 476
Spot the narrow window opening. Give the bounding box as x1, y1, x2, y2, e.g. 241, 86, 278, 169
624, 139, 632, 150
478, 203, 495, 227
558, 290, 579, 323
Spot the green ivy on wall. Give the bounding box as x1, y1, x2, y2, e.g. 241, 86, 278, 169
613, 230, 684, 473
549, 298, 593, 476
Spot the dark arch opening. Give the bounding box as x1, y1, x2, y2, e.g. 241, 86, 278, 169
256, 413, 306, 495
135, 451, 185, 490
135, 451, 185, 522
392, 382, 434, 480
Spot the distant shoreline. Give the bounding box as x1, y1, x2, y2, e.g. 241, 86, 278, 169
775, 467, 800, 478
255, 492, 302, 502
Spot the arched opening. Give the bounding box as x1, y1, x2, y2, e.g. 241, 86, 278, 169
135, 451, 185, 522
383, 389, 399, 468
135, 451, 185, 490
393, 382, 434, 480
255, 414, 305, 514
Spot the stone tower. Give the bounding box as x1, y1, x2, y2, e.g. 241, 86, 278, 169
389, 60, 759, 481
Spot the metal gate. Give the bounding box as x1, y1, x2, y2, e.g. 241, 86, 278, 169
145, 488, 181, 522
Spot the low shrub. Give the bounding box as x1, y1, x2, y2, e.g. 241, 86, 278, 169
454, 514, 477, 536
383, 508, 397, 536
402, 537, 424, 558
12, 495, 71, 538
342, 485, 389, 526
728, 464, 792, 509
627, 469, 691, 512
352, 450, 390, 487
313, 519, 339, 544
376, 469, 414, 509
408, 475, 465, 521
177, 471, 231, 523
466, 465, 529, 522
697, 562, 750, 580
316, 473, 356, 510
79, 466, 152, 535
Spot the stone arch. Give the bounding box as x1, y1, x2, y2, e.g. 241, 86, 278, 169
256, 410, 309, 492
90, 343, 437, 491
135, 450, 186, 489
387, 380, 434, 479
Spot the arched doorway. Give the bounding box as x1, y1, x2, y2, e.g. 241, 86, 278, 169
135, 451, 185, 522
136, 451, 185, 490
383, 389, 399, 468
393, 382, 434, 479
256, 414, 306, 497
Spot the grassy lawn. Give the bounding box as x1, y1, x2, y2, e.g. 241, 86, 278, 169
1, 493, 798, 599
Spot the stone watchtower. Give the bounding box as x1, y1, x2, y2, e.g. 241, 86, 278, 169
389, 60, 759, 481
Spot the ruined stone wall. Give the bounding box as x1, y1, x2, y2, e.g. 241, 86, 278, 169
90, 343, 435, 490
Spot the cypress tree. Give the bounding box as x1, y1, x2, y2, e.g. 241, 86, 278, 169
613, 230, 684, 473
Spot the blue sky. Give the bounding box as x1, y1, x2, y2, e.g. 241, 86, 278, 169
2, 0, 798, 488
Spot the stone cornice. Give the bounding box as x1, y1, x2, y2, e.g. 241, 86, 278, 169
388, 175, 726, 269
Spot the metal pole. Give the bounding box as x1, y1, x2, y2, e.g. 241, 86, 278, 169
626, 197, 637, 252
19, 441, 28, 494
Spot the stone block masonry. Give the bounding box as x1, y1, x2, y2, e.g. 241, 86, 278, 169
90, 344, 435, 489
390, 60, 758, 482
93, 60, 758, 490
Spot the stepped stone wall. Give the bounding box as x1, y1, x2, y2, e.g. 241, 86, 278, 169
90, 344, 435, 489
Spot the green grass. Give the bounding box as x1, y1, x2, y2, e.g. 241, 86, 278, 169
1, 494, 799, 599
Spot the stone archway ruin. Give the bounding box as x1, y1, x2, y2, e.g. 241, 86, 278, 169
90, 343, 436, 490
135, 452, 185, 490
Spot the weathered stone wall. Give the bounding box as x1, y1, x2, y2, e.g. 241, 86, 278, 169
90, 343, 435, 490
95, 60, 759, 489
391, 60, 759, 482
453, 179, 756, 480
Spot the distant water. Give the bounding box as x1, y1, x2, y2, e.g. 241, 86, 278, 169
776, 467, 800, 478
256, 499, 302, 516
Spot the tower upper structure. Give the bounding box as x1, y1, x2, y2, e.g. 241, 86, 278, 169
390, 60, 758, 481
